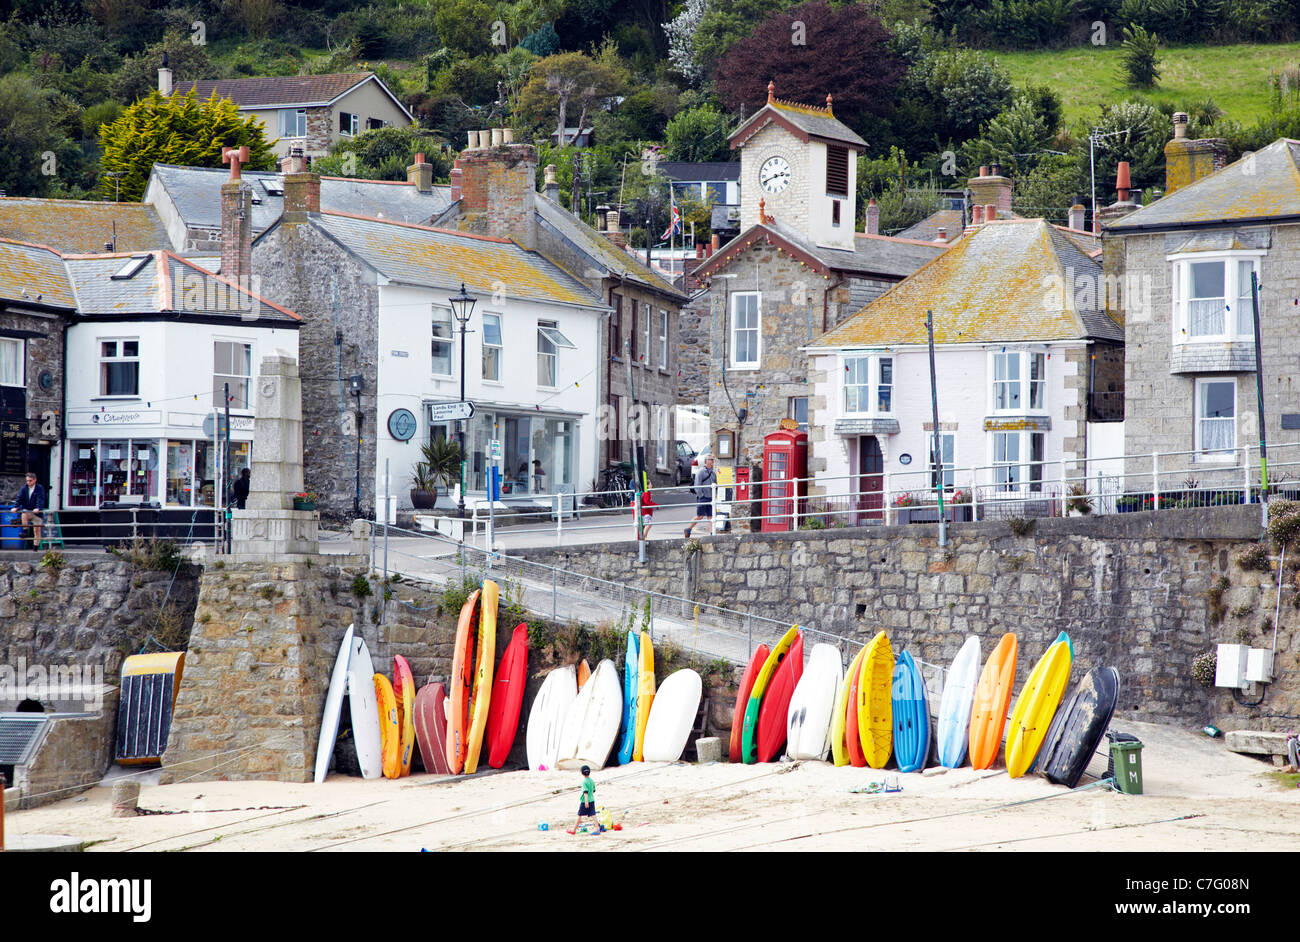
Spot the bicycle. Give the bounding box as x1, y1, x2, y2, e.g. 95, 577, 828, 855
597, 465, 633, 508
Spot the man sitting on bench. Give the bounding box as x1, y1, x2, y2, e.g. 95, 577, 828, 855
14, 471, 45, 550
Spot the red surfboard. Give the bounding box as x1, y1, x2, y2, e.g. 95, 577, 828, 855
484, 624, 529, 769
730, 644, 770, 762
445, 589, 480, 774
846, 656, 867, 768
755, 632, 804, 762
414, 682, 451, 775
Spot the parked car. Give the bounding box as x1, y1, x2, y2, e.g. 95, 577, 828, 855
675, 440, 696, 486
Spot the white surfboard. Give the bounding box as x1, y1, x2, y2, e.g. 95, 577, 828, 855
556, 659, 623, 771
786, 643, 843, 761
346, 632, 382, 779
526, 665, 577, 771
936, 635, 981, 769
314, 624, 355, 783
642, 669, 703, 762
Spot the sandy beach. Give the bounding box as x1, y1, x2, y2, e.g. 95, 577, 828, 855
7, 718, 1296, 852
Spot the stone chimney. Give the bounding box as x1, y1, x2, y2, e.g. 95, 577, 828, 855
602, 208, 625, 248
1098, 161, 1142, 229
968, 165, 1013, 219
456, 134, 537, 248
1164, 112, 1229, 194
449, 160, 463, 202
1068, 203, 1086, 231
220, 145, 252, 285
282, 146, 320, 224
158, 51, 172, 96
543, 164, 559, 203
864, 198, 879, 236
406, 152, 433, 192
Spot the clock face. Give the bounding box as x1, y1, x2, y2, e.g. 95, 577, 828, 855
759, 156, 791, 194
387, 408, 417, 442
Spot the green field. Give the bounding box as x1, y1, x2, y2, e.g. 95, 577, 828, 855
996, 41, 1300, 128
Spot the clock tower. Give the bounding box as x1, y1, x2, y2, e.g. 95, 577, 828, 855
732, 82, 866, 251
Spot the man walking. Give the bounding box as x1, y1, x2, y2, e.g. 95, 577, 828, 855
684, 454, 716, 540
14, 471, 46, 550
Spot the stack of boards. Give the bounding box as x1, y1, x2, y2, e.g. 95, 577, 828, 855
314, 580, 531, 782
731, 627, 1119, 787
526, 629, 704, 771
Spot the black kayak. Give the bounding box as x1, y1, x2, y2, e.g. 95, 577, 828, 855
1038, 666, 1120, 788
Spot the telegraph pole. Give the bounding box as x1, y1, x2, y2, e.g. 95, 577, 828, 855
927, 310, 947, 548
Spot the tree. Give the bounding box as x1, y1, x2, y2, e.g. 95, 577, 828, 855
663, 104, 733, 162
98, 90, 275, 201
663, 0, 708, 84
516, 50, 628, 147
312, 126, 453, 180
111, 30, 217, 104
690, 0, 800, 83
0, 73, 76, 197
713, 2, 904, 133
959, 95, 1054, 175
1119, 24, 1161, 90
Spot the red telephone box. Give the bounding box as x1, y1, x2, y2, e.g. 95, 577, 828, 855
761, 430, 808, 532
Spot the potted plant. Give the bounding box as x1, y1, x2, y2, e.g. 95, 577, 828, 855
411, 437, 463, 510
292, 491, 317, 511
1066, 484, 1093, 516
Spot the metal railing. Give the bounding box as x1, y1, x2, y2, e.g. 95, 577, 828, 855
1, 505, 222, 550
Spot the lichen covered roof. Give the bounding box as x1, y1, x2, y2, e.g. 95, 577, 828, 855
535, 196, 684, 299
314, 212, 604, 308
731, 96, 868, 150
1107, 138, 1300, 230
813, 219, 1122, 348
0, 198, 170, 254
0, 239, 76, 308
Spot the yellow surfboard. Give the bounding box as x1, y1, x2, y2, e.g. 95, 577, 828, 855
374, 673, 401, 779
464, 579, 499, 774
741, 624, 801, 764
830, 646, 869, 767
857, 631, 894, 769
1005, 634, 1073, 778
633, 630, 656, 761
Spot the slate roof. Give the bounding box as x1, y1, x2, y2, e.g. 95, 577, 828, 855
148, 164, 452, 234
0, 240, 77, 308
812, 219, 1123, 348
896, 208, 964, 242
657, 162, 741, 182
731, 95, 868, 151
0, 198, 171, 254
178, 73, 379, 109
1107, 138, 1300, 231
310, 212, 606, 309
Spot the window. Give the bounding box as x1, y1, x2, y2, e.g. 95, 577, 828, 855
992, 431, 1045, 491
610, 294, 622, 360
656, 406, 669, 471
339, 112, 358, 136
482, 313, 502, 381
213, 341, 252, 410
826, 144, 849, 197
842, 355, 892, 414
1173, 255, 1260, 341
538, 320, 558, 387
431, 308, 452, 376
877, 357, 893, 413
730, 292, 760, 369
641, 305, 651, 367
929, 433, 954, 489
991, 350, 1046, 412
629, 301, 639, 362
99, 339, 139, 396
366, 117, 386, 130
0, 337, 22, 386
788, 397, 808, 432
1196, 379, 1236, 458
658, 309, 669, 369
280, 108, 307, 137
832, 200, 841, 227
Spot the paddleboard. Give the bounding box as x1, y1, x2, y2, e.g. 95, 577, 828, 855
968, 632, 1018, 770
464, 579, 499, 774
831, 646, 868, 767
891, 650, 930, 773
1038, 666, 1120, 788
557, 659, 623, 770
346, 633, 382, 779
729, 643, 770, 762
936, 636, 981, 769
642, 669, 703, 762
445, 588, 481, 774
756, 630, 804, 762
1005, 632, 1074, 778
845, 650, 868, 767
741, 624, 800, 764
315, 624, 354, 783
393, 655, 415, 777
786, 643, 843, 761
616, 630, 639, 765
857, 631, 894, 769
633, 631, 655, 761
577, 659, 591, 689
526, 666, 577, 770
485, 623, 529, 769
413, 682, 451, 775
374, 673, 401, 779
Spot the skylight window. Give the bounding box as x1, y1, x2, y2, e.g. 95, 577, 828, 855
538, 326, 576, 349
110, 255, 151, 280
261, 179, 284, 197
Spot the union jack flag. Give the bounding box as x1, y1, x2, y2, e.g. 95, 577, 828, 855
660, 193, 681, 241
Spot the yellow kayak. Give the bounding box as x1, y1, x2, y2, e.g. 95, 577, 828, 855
830, 646, 869, 767
374, 673, 401, 779
856, 631, 894, 769
464, 579, 499, 774
741, 624, 801, 764
632, 630, 656, 761
1005, 632, 1073, 778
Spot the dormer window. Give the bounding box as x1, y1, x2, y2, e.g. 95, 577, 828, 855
826, 145, 848, 197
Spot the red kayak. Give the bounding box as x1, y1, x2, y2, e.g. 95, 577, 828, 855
484, 623, 529, 769
445, 589, 480, 774
729, 644, 770, 762
755, 632, 804, 762
413, 682, 451, 775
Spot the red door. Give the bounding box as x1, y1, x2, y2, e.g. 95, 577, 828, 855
856, 436, 883, 525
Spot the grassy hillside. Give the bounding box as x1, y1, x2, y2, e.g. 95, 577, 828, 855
997, 42, 1300, 128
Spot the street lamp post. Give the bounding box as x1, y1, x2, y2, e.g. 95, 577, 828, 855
449, 283, 478, 521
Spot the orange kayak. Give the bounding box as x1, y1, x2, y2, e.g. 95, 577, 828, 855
463, 579, 498, 775
374, 673, 401, 779
968, 633, 1018, 770
577, 659, 591, 689
846, 662, 867, 767
445, 589, 481, 774
393, 655, 416, 777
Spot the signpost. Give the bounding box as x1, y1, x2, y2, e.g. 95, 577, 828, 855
429, 400, 475, 423
487, 438, 501, 552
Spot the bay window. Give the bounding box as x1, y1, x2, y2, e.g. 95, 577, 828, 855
730, 292, 761, 369
1172, 254, 1261, 342
843, 355, 893, 414
992, 431, 1045, 492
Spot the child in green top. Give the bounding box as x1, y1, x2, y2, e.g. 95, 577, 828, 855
568, 765, 598, 834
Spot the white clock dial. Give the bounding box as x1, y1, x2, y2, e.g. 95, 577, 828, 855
759, 156, 791, 194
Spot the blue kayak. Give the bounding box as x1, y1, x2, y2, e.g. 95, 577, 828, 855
615, 630, 639, 765
892, 650, 931, 773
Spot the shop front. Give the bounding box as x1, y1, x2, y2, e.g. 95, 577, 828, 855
428, 404, 578, 498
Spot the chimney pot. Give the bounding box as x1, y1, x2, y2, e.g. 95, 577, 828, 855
491, 128, 504, 147
711, 234, 720, 254
986, 203, 998, 221
696, 243, 704, 259
1172, 112, 1189, 140
936, 227, 947, 241
158, 63, 173, 97
979, 166, 989, 177
406, 151, 433, 192
865, 197, 880, 236
1068, 203, 1086, 231
972, 205, 984, 224
467, 130, 480, 150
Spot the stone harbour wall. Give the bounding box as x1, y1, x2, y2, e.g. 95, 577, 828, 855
16, 691, 119, 809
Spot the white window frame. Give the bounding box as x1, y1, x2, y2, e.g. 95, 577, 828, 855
431, 306, 453, 377
339, 111, 359, 136
0, 337, 23, 387
788, 396, 808, 432
1194, 377, 1237, 461
481, 313, 502, 383
537, 320, 559, 388
989, 430, 1045, 493
280, 108, 307, 138
1170, 251, 1263, 344
729, 292, 761, 369
658, 309, 669, 370
841, 353, 893, 416
641, 308, 651, 367
98, 338, 140, 398
989, 349, 1047, 413
656, 406, 669, 471
213, 340, 252, 410
928, 432, 955, 490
